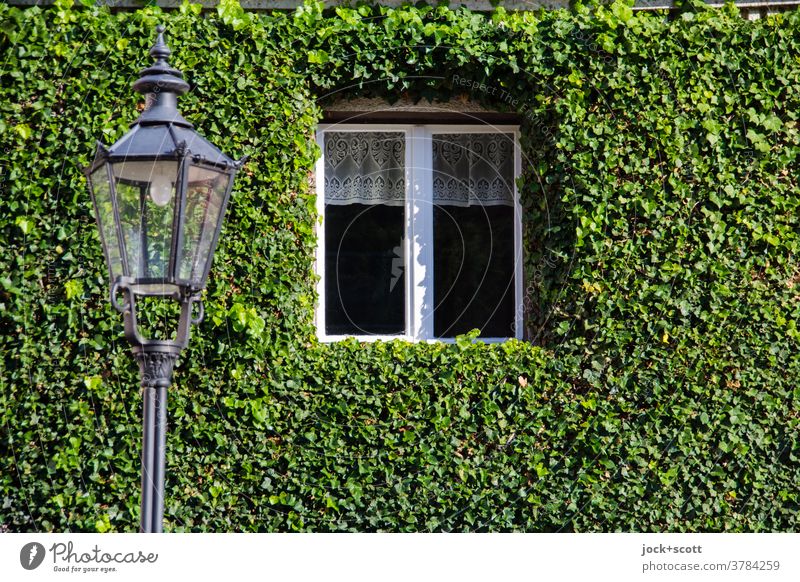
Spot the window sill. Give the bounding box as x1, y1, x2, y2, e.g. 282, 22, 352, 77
316, 334, 518, 345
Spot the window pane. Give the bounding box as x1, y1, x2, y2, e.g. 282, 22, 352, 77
324, 131, 406, 336
325, 204, 405, 335
432, 133, 515, 338
433, 206, 515, 337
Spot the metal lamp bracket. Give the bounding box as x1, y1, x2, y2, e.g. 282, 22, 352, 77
111, 279, 203, 350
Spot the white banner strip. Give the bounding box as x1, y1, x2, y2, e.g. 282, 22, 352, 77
1, 533, 797, 582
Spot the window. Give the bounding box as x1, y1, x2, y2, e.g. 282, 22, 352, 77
315, 124, 522, 342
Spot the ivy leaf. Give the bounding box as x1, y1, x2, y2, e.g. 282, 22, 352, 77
15, 216, 34, 235
746, 129, 770, 153
83, 376, 102, 392
65, 279, 83, 300
762, 114, 783, 132
307, 50, 329, 64
95, 514, 112, 533
14, 123, 32, 140
180, 0, 203, 16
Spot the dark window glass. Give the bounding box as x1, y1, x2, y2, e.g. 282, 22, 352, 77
433, 205, 515, 337
325, 204, 405, 335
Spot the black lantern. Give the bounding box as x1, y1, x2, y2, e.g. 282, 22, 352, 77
84, 25, 246, 533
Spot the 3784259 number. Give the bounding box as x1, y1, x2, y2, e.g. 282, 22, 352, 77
729, 560, 780, 571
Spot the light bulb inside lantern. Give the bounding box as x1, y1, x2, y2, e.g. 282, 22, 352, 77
149, 175, 174, 207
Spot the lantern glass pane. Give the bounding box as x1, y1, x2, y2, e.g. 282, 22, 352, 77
112, 161, 179, 281
89, 164, 123, 281
179, 165, 231, 285
114, 179, 142, 279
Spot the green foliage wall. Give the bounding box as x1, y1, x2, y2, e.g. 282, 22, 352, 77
1, 0, 799, 531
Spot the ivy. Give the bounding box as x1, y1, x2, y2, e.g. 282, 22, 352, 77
0, 0, 798, 532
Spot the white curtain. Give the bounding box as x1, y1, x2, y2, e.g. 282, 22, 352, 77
323, 131, 515, 207
324, 132, 406, 206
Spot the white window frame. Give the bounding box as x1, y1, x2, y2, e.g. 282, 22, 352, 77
315, 123, 523, 343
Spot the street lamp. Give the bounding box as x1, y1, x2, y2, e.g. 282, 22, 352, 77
84, 25, 247, 533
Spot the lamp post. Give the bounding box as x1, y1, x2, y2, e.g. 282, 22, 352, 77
84, 25, 247, 533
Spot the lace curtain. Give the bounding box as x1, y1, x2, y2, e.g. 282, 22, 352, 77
324, 132, 406, 206
323, 131, 515, 207
432, 133, 514, 207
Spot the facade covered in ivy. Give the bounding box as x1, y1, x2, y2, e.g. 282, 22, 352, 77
1, 0, 799, 531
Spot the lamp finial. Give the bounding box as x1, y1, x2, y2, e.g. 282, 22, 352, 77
131, 24, 189, 97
